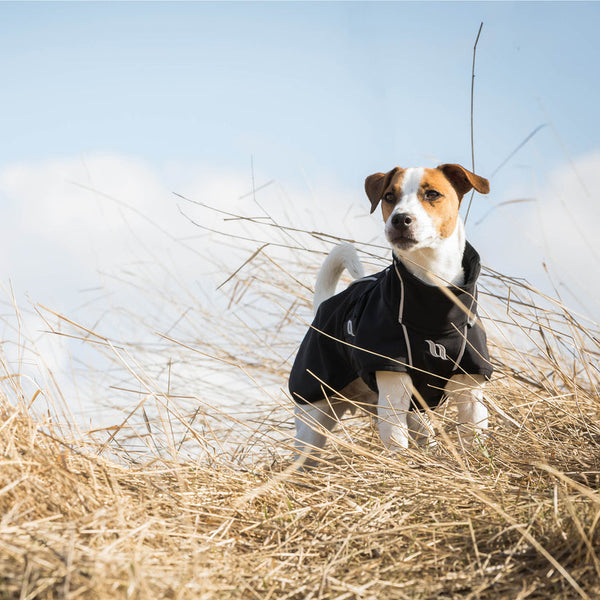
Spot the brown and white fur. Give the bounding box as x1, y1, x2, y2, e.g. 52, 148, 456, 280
294, 163, 490, 466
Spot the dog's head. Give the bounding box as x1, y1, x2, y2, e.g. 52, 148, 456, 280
365, 164, 489, 252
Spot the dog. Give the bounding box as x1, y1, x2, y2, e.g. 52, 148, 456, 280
289, 163, 493, 467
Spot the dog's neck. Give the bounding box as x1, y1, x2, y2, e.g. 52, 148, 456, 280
393, 219, 466, 287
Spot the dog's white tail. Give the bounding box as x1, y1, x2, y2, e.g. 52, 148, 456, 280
313, 243, 365, 315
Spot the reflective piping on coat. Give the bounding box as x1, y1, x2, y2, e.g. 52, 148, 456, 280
401, 323, 414, 367
348, 276, 378, 288
394, 263, 414, 367
394, 263, 405, 322
451, 325, 468, 372
467, 290, 478, 327
453, 293, 477, 371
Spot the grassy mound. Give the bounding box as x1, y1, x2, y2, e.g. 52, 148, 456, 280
1, 224, 599, 599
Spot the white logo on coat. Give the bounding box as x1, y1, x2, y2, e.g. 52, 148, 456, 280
425, 340, 448, 360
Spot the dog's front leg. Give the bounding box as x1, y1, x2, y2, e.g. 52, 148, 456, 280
445, 373, 488, 449
376, 371, 413, 451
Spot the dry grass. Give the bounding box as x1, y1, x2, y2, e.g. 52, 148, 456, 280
1, 210, 600, 599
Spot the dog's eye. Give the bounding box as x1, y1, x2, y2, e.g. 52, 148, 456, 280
424, 189, 442, 201
383, 192, 396, 203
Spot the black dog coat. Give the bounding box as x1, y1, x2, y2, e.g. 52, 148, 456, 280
289, 242, 493, 410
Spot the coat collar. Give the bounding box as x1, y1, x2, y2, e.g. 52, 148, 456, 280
390, 242, 482, 332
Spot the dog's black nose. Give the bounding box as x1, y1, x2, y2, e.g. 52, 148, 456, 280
391, 212, 414, 228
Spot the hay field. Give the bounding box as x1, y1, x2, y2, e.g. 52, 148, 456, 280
1, 215, 599, 600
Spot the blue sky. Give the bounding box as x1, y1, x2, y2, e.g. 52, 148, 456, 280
1, 1, 599, 405
2, 1, 598, 188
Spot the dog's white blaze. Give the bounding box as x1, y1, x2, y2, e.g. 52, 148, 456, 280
400, 167, 424, 200
395, 167, 429, 222
386, 167, 437, 244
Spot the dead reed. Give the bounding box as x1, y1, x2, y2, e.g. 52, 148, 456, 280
1, 206, 599, 599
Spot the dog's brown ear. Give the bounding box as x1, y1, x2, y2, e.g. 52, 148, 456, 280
438, 164, 490, 199
365, 167, 402, 214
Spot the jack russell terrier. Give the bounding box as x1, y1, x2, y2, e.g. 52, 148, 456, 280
289, 163, 492, 467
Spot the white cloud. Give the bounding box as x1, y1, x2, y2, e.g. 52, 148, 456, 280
533, 153, 600, 318
0, 154, 369, 425
1, 156, 241, 286
470, 151, 600, 321
0, 155, 261, 422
